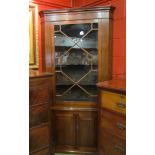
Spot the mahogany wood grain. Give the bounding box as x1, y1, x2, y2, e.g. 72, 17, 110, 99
52, 110, 98, 153
30, 125, 50, 152
100, 91, 126, 115
99, 130, 126, 155
98, 18, 112, 82
97, 80, 126, 94
52, 111, 76, 149
29, 71, 53, 155
97, 80, 126, 155
100, 109, 126, 139
30, 104, 48, 128
29, 87, 49, 106
78, 111, 97, 150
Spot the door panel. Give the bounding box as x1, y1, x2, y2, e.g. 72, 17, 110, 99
52, 110, 97, 152
53, 111, 76, 147
78, 111, 97, 151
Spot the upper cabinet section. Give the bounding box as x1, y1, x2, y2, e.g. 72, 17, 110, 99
39, 6, 114, 81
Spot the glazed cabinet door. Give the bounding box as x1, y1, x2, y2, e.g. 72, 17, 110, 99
52, 111, 76, 151
54, 23, 99, 104
78, 111, 97, 152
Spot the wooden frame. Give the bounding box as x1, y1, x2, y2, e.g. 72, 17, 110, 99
29, 4, 39, 69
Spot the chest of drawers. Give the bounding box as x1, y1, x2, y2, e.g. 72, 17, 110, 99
97, 80, 126, 155
29, 71, 53, 155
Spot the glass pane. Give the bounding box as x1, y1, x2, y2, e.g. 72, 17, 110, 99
93, 23, 98, 29
54, 25, 60, 32
62, 65, 90, 82
56, 72, 73, 85
55, 32, 75, 66
81, 85, 98, 102
54, 32, 75, 49
82, 85, 98, 95
56, 85, 72, 95
56, 85, 91, 101
79, 71, 98, 85
61, 23, 91, 39
77, 30, 98, 49
60, 49, 91, 65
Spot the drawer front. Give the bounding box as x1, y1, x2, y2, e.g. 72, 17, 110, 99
101, 91, 126, 114
29, 104, 49, 128
100, 109, 126, 139
99, 131, 126, 155
30, 125, 50, 152
29, 86, 50, 106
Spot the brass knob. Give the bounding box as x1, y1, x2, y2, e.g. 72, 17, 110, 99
116, 102, 126, 109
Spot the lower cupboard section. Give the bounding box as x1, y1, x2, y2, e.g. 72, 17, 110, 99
99, 130, 126, 155
52, 110, 98, 154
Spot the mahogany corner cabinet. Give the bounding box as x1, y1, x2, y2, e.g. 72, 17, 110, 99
39, 6, 114, 155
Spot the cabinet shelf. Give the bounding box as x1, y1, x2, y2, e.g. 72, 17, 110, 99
56, 83, 97, 86
56, 85, 98, 102
56, 70, 98, 85
55, 65, 98, 69
55, 46, 98, 51
56, 64, 98, 66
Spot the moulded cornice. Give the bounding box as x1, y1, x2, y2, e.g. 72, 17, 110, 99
39, 6, 114, 17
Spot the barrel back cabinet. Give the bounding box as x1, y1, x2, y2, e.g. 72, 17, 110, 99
39, 7, 114, 154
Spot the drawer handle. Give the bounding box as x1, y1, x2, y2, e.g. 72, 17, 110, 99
114, 145, 125, 152
116, 102, 126, 109
116, 122, 126, 130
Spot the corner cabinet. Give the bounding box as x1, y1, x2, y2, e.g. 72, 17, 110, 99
39, 7, 114, 154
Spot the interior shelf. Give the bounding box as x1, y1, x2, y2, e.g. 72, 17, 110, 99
55, 64, 98, 66
55, 46, 98, 51
56, 85, 98, 101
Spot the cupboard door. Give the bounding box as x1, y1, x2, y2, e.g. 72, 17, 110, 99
78, 111, 97, 151
53, 111, 76, 150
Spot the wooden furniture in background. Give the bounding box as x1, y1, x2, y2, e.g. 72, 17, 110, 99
97, 80, 126, 155
39, 7, 114, 154
29, 71, 53, 155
